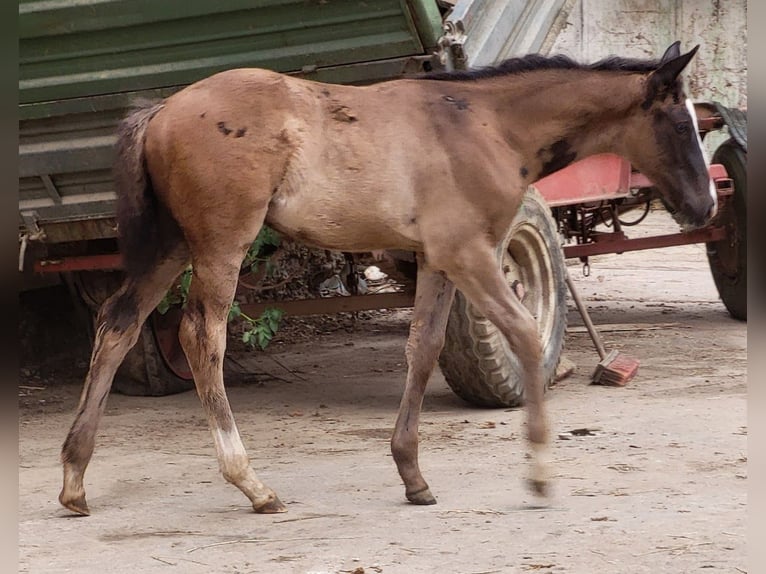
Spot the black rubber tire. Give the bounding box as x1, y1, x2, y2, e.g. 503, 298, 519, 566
707, 139, 747, 321
113, 315, 195, 396
438, 187, 568, 408
69, 271, 195, 396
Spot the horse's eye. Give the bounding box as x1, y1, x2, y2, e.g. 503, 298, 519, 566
675, 122, 690, 135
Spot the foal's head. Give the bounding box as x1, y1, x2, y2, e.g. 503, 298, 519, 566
628, 42, 717, 230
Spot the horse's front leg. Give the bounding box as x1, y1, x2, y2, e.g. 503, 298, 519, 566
441, 241, 551, 496
179, 256, 285, 513
391, 258, 456, 504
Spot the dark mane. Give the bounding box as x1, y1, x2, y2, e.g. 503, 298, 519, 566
422, 53, 661, 82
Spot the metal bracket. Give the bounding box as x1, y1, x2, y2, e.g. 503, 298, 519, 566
20, 210, 45, 240
18, 211, 46, 272
438, 19, 467, 70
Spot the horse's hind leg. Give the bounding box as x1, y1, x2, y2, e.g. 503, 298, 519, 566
391, 257, 456, 504
60, 247, 189, 515
178, 243, 284, 513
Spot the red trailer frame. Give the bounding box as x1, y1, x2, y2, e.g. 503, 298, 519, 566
535, 154, 731, 261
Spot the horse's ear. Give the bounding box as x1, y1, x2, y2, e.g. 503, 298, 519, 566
646, 44, 699, 103
660, 41, 682, 64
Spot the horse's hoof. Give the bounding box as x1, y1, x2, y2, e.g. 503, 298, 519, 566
527, 478, 550, 498
59, 491, 90, 516
253, 495, 287, 514
406, 488, 437, 505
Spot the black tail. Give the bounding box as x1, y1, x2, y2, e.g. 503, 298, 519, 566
114, 102, 179, 278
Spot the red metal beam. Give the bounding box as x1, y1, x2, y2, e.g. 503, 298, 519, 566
562, 226, 728, 259
240, 292, 416, 317
34, 253, 123, 273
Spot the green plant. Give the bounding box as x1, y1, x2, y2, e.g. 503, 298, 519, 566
229, 303, 284, 350
156, 266, 192, 314
156, 226, 284, 350
243, 226, 281, 275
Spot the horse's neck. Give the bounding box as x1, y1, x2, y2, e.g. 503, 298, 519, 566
482, 72, 645, 179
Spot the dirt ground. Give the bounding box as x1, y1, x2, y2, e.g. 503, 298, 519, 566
18, 210, 747, 574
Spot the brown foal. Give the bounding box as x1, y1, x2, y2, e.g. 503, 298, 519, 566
60, 42, 715, 515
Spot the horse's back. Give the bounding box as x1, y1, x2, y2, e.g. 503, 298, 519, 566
142, 67, 520, 254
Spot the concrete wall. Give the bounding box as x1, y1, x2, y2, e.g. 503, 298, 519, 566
544, 0, 747, 110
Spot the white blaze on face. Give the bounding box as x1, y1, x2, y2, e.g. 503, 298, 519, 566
686, 98, 718, 211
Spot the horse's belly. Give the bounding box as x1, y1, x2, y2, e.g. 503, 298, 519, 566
266, 188, 421, 252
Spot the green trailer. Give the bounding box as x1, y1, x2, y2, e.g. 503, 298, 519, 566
19, 0, 444, 249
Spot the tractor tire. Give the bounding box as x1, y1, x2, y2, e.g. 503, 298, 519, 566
707, 139, 747, 320
68, 271, 195, 396
438, 186, 568, 408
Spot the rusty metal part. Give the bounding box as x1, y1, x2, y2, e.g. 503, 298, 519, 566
556, 162, 733, 260
151, 309, 193, 380
563, 225, 728, 259
240, 292, 416, 318
34, 253, 123, 273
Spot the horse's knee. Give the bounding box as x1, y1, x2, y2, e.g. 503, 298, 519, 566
505, 312, 542, 359
404, 335, 444, 367
528, 416, 549, 445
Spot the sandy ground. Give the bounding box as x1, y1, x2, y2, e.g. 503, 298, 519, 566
19, 210, 747, 574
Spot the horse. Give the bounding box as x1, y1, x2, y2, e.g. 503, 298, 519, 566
59, 41, 716, 515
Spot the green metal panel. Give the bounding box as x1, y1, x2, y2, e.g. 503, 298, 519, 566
404, 0, 444, 49
19, 0, 432, 105
18, 0, 445, 243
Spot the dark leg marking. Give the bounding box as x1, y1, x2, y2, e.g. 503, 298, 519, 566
101, 290, 139, 334
217, 122, 233, 136
235, 127, 247, 138
199, 389, 235, 433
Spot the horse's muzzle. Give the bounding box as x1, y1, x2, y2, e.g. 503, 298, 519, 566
676, 202, 716, 232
